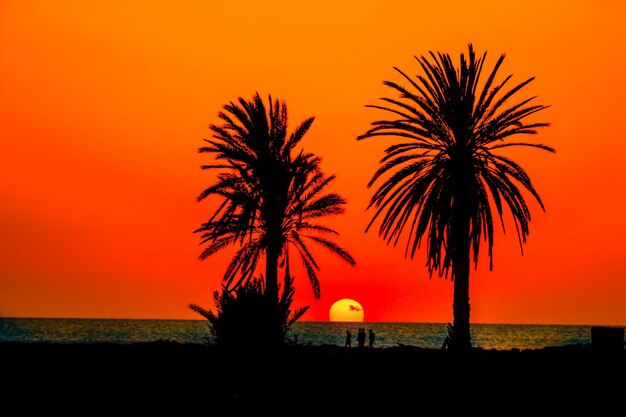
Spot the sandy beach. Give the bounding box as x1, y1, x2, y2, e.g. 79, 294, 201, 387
3, 341, 624, 412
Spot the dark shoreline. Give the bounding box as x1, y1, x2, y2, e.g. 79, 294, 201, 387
3, 341, 625, 410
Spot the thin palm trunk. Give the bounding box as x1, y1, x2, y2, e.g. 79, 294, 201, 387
264, 240, 281, 345
263, 166, 283, 308
263, 210, 282, 343
265, 242, 280, 304
450, 154, 473, 352
264, 195, 281, 306
451, 235, 471, 352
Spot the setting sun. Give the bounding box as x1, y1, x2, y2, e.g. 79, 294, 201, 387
329, 299, 365, 322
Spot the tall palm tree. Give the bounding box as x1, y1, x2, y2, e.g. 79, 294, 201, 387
358, 44, 554, 352
196, 92, 355, 320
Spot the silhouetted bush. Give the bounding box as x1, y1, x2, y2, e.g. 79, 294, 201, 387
190, 275, 308, 349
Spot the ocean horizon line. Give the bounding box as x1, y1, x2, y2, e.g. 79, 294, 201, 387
1, 316, 623, 328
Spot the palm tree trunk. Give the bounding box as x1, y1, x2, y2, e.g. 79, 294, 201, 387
452, 244, 471, 352
450, 165, 472, 353
265, 231, 282, 346
265, 242, 280, 305
262, 168, 287, 346
263, 174, 282, 308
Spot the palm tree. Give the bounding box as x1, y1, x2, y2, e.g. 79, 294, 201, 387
195, 93, 355, 343
358, 44, 554, 352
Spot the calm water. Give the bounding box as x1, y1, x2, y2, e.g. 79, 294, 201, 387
0, 318, 608, 350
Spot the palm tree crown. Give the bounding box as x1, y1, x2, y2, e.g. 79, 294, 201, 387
196, 92, 354, 301
358, 44, 554, 351
359, 44, 554, 276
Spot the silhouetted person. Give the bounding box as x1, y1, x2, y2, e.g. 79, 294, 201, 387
368, 329, 375, 348
357, 327, 366, 348
345, 330, 352, 348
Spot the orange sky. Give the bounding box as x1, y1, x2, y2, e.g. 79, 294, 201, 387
1, 1, 625, 325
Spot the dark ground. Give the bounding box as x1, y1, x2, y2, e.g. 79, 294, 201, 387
2, 342, 625, 412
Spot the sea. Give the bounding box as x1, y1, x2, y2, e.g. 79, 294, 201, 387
0, 318, 615, 350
